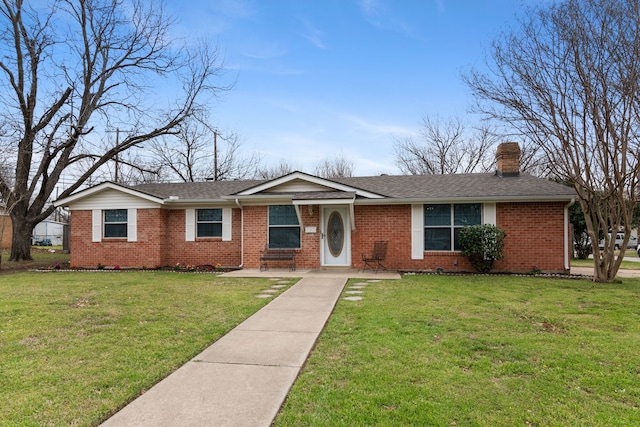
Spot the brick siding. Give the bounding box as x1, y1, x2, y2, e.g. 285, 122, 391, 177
69, 208, 242, 268
70, 209, 166, 268
243, 205, 321, 269
69, 201, 569, 273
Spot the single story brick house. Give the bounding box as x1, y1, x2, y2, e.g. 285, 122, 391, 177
55, 143, 576, 273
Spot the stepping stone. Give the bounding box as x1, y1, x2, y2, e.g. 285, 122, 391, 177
367, 280, 380, 283
269, 278, 282, 281
349, 285, 367, 289
262, 289, 279, 294
256, 294, 274, 299
352, 282, 368, 286
277, 281, 290, 285
343, 296, 364, 301
271, 285, 287, 289
345, 290, 363, 294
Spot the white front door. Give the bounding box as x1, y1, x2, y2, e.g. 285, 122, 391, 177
321, 206, 351, 267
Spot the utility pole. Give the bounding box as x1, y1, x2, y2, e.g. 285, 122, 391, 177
115, 128, 120, 184
213, 130, 218, 181
106, 128, 133, 184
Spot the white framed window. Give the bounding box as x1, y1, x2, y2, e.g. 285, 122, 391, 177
185, 208, 232, 242
104, 209, 128, 238
196, 208, 222, 237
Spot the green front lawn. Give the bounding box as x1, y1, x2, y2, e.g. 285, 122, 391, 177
3, 272, 640, 426
275, 275, 640, 426
0, 272, 290, 426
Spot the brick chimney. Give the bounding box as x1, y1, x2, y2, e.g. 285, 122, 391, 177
495, 142, 520, 177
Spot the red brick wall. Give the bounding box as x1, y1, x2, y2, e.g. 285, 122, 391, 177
243, 205, 321, 269
70, 201, 569, 273
350, 205, 474, 272
352, 202, 568, 273
69, 208, 242, 268
70, 209, 167, 268
352, 204, 412, 269
161, 209, 242, 267
493, 202, 567, 273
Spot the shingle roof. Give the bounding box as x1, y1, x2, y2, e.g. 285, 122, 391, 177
332, 173, 576, 199
129, 173, 575, 202
133, 180, 262, 200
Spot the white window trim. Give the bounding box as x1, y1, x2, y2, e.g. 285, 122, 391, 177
483, 203, 496, 226
185, 209, 195, 242
222, 207, 232, 241
127, 208, 137, 242
186, 208, 232, 242
411, 204, 424, 259
93, 208, 137, 242
92, 209, 101, 242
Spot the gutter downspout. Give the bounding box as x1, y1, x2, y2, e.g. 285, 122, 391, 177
235, 198, 244, 269
564, 198, 575, 271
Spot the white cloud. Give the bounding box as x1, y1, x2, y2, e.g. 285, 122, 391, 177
359, 0, 384, 17
341, 113, 415, 137
357, 0, 413, 35
212, 0, 255, 19
300, 18, 327, 50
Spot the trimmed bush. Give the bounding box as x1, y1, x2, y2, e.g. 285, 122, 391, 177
459, 224, 507, 273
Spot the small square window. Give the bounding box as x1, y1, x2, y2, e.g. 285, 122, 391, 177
197, 209, 222, 238
104, 209, 127, 238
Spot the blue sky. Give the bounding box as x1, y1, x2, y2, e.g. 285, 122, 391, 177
164, 0, 533, 176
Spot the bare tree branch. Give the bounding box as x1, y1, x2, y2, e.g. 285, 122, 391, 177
313, 151, 356, 178
464, 0, 640, 282
394, 115, 500, 175
147, 113, 262, 182
0, 0, 230, 260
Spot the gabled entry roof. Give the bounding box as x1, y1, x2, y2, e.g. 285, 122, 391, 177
233, 171, 385, 199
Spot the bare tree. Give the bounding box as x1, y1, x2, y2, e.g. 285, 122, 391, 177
96, 149, 163, 185
0, 0, 229, 261
465, 0, 640, 282
149, 114, 261, 182
518, 135, 550, 177
254, 160, 298, 180
313, 151, 355, 178
394, 116, 499, 175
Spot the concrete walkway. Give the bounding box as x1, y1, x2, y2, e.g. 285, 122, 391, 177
100, 276, 349, 427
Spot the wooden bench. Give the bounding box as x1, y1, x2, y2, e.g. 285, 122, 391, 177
362, 240, 388, 272
259, 246, 296, 271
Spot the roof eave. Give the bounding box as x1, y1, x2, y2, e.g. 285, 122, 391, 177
203, 193, 576, 205
54, 182, 165, 207
161, 198, 236, 207
352, 194, 576, 205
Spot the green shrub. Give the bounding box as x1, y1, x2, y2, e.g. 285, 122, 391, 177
459, 224, 507, 273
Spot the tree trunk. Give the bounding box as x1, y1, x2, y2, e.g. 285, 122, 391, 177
9, 214, 34, 262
